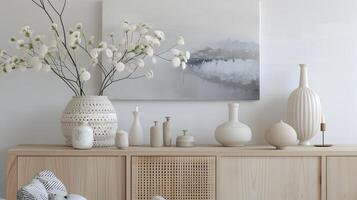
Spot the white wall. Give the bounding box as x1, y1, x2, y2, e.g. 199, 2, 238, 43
1, 0, 357, 196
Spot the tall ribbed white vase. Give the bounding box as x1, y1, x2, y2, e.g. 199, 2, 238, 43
287, 64, 321, 145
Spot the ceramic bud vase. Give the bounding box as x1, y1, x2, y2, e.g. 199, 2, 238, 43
129, 106, 144, 146
150, 121, 163, 147
215, 103, 252, 146
72, 122, 94, 150
287, 64, 322, 146
163, 116, 172, 147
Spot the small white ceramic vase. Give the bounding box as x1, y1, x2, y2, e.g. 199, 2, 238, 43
163, 116, 172, 147
129, 107, 144, 146
287, 64, 322, 146
265, 120, 298, 149
215, 103, 252, 146
72, 122, 94, 150
116, 130, 129, 149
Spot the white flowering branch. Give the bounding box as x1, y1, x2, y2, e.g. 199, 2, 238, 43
0, 0, 190, 96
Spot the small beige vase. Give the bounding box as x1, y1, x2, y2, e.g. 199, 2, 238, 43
265, 120, 298, 149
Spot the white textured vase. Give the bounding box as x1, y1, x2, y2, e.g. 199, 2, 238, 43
129, 108, 144, 146
62, 96, 118, 147
215, 103, 252, 146
287, 64, 321, 146
72, 122, 94, 150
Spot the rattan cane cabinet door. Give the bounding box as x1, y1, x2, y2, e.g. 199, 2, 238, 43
132, 156, 216, 200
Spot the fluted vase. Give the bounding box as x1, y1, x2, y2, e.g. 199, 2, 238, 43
287, 64, 321, 145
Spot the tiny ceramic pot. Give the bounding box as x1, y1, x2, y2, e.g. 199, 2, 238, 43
116, 130, 129, 149
265, 120, 298, 149
176, 130, 194, 147
72, 122, 94, 150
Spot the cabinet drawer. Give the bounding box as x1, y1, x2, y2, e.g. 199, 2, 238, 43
132, 156, 216, 200
17, 156, 126, 200
218, 157, 320, 200
327, 157, 357, 199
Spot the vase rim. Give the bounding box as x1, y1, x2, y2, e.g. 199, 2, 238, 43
72, 95, 108, 99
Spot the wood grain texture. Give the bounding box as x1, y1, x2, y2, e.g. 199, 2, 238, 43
126, 155, 131, 200
327, 157, 357, 200
17, 156, 126, 200
9, 144, 357, 156
218, 157, 320, 200
321, 157, 327, 200
6, 153, 17, 200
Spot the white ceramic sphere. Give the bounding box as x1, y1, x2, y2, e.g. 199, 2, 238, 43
152, 196, 166, 200
265, 120, 298, 149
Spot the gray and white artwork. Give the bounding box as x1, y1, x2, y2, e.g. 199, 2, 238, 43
103, 0, 260, 100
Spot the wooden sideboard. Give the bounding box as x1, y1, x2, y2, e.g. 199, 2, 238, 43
7, 145, 357, 200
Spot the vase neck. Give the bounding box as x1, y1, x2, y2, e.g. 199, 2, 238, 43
132, 111, 139, 118
228, 103, 239, 122
299, 64, 309, 88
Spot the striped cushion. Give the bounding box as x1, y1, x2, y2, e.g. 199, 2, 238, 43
36, 170, 68, 197
17, 179, 48, 200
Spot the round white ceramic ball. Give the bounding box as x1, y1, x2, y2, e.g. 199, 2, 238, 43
265, 120, 298, 149
152, 196, 166, 200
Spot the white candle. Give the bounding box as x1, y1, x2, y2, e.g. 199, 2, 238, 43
135, 106, 139, 112
321, 115, 326, 123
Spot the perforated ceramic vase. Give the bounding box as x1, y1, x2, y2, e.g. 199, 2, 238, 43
61, 96, 118, 147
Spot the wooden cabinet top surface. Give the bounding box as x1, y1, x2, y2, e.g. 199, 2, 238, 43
8, 144, 357, 156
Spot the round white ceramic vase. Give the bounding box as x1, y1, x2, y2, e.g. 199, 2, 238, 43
215, 103, 252, 146
116, 130, 129, 149
265, 120, 298, 149
287, 64, 322, 146
62, 96, 118, 147
72, 122, 94, 150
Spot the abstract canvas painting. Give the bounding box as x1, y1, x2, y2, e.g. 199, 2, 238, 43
103, 0, 260, 100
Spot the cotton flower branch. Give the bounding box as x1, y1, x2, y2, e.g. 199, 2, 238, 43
0, 0, 189, 96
